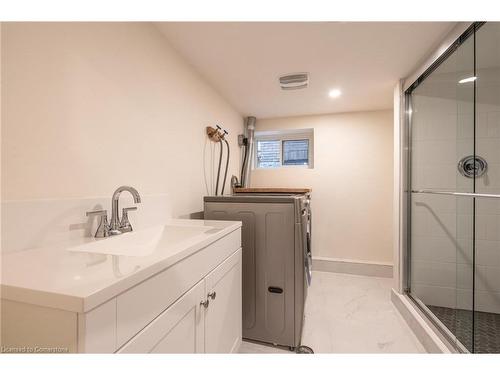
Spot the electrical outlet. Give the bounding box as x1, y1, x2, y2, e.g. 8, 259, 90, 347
238, 134, 246, 146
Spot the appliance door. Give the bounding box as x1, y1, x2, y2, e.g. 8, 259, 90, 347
302, 198, 312, 286
205, 200, 296, 347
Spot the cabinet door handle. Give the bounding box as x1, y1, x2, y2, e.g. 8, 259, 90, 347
200, 299, 209, 308
268, 286, 283, 294
208, 291, 216, 300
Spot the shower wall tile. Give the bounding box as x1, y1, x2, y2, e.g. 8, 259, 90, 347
427, 212, 457, 238
475, 291, 500, 313
475, 196, 500, 213
422, 165, 457, 190
456, 289, 473, 311
412, 260, 456, 288
457, 213, 473, 240
475, 214, 499, 241
411, 212, 428, 237
457, 139, 474, 162
412, 284, 457, 309
476, 111, 489, 139
456, 198, 473, 214
476, 240, 500, 267
413, 286, 500, 313
477, 138, 500, 163
456, 263, 474, 290
412, 235, 461, 264
457, 113, 474, 139
412, 194, 457, 213
477, 164, 500, 189
431, 141, 458, 164
456, 238, 473, 265
411, 114, 428, 141
476, 265, 500, 293
486, 111, 500, 138
474, 136, 500, 315
430, 113, 457, 140
412, 286, 500, 314
411, 97, 500, 315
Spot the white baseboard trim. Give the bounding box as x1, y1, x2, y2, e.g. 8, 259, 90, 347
391, 289, 454, 353
312, 256, 393, 278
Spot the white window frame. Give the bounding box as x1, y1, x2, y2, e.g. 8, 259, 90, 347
253, 128, 314, 169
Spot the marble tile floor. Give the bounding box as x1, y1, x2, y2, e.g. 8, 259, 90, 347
239, 271, 426, 353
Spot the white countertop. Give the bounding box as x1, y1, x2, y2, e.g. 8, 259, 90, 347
1, 219, 241, 313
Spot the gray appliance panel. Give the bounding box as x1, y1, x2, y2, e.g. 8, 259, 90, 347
204, 200, 301, 347
204, 195, 300, 204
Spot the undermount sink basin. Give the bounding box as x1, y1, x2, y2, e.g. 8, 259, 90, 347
68, 224, 219, 257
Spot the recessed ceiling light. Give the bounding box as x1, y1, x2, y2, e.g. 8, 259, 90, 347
328, 89, 342, 98
458, 76, 477, 84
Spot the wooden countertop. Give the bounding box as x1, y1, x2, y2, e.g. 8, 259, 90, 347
233, 187, 311, 194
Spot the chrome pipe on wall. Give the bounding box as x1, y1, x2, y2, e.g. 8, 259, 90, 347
241, 116, 256, 188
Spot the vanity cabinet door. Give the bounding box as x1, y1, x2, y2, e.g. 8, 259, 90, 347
118, 280, 205, 353
204, 249, 242, 353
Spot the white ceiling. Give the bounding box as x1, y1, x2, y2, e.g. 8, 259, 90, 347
157, 22, 456, 118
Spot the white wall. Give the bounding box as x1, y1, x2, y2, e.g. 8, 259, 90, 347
250, 110, 394, 264
1, 22, 242, 251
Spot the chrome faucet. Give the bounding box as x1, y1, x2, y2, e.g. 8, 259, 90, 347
86, 186, 141, 238
109, 186, 142, 235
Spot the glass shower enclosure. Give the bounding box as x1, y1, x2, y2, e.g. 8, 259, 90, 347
405, 22, 500, 353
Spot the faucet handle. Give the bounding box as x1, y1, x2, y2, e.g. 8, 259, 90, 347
120, 207, 137, 233
86, 210, 110, 238
86, 210, 107, 217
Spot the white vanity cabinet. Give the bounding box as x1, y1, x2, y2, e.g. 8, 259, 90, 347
118, 249, 242, 354
1, 222, 242, 354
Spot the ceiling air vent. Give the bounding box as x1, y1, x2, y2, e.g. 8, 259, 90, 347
279, 73, 309, 90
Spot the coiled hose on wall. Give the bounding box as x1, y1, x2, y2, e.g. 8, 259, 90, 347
215, 140, 223, 196
221, 138, 230, 195
240, 141, 248, 187
204, 125, 231, 196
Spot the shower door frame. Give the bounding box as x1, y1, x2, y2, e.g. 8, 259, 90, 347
401, 21, 486, 353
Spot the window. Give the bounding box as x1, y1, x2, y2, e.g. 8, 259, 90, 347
254, 129, 313, 169
256, 140, 281, 168
283, 139, 309, 166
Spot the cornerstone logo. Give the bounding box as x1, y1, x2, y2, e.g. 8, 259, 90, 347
1, 346, 69, 353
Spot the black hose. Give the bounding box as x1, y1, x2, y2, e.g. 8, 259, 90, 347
215, 140, 223, 195
240, 142, 248, 187
221, 139, 230, 195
